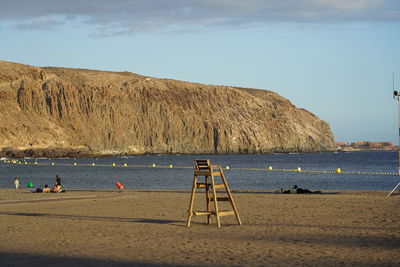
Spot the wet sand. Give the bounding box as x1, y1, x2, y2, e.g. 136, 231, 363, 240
0, 189, 399, 266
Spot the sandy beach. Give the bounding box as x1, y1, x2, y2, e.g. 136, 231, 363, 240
0, 188, 399, 266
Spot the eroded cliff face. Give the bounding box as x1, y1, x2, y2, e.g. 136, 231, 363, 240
0, 60, 336, 157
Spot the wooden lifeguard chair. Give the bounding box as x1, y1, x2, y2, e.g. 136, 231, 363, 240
186, 159, 242, 228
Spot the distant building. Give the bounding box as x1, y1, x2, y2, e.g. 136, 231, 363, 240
336, 141, 392, 150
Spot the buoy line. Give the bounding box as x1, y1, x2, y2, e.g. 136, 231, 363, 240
2, 160, 398, 176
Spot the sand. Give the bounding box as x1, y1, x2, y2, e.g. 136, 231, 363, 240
0, 188, 399, 266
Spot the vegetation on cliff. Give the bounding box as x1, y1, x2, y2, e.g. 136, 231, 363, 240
0, 60, 336, 157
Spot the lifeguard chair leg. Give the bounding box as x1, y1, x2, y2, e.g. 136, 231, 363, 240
210, 174, 221, 228
205, 176, 211, 224
187, 175, 198, 227
220, 167, 242, 225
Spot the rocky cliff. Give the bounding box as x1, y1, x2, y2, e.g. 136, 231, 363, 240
0, 60, 335, 157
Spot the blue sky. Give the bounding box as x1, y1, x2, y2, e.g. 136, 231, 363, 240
1, 0, 400, 143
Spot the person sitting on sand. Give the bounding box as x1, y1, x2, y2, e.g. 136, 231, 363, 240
42, 185, 50, 193
51, 183, 61, 193
280, 185, 321, 194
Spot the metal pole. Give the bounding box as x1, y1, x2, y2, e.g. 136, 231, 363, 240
398, 94, 400, 175
387, 181, 400, 197
388, 73, 400, 197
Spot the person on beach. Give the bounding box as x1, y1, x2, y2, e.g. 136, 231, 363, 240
55, 174, 61, 186
14, 177, 20, 190
280, 185, 321, 194
33, 184, 57, 193
42, 185, 50, 193
34, 185, 48, 193
51, 183, 61, 193
292, 185, 312, 194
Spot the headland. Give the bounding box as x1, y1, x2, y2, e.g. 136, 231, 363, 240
0, 60, 335, 158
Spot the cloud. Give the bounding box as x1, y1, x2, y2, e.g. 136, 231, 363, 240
15, 16, 65, 31
0, 0, 399, 35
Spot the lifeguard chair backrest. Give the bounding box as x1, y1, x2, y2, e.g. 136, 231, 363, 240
194, 159, 211, 175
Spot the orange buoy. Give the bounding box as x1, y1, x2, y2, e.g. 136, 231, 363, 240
115, 182, 124, 189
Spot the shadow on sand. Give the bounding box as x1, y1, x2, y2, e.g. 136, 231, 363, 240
0, 211, 185, 226
0, 251, 193, 267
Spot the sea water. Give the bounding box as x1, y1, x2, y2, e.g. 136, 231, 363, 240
0, 151, 398, 191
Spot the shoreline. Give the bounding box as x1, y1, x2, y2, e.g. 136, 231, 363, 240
0, 148, 394, 159
0, 187, 400, 198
